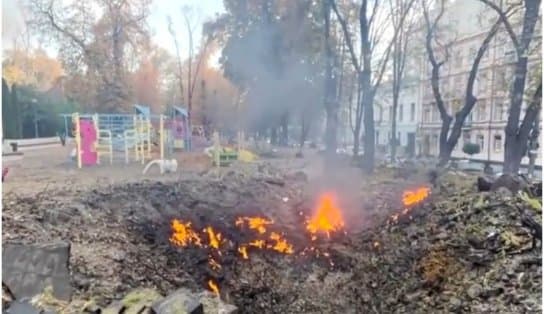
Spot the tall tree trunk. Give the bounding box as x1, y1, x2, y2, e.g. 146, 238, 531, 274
503, 0, 541, 173
323, 0, 338, 157
504, 57, 530, 173
352, 73, 362, 157
504, 0, 540, 173
437, 118, 453, 166
11, 84, 22, 139
280, 112, 288, 146
270, 127, 277, 146
527, 109, 540, 178
390, 97, 398, 163
361, 89, 375, 172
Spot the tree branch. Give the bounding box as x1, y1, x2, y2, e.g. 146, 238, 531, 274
519, 81, 542, 141
330, 0, 361, 72
478, 0, 521, 53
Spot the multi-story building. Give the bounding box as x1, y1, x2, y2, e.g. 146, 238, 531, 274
375, 0, 541, 166
375, 80, 420, 157
420, 0, 541, 166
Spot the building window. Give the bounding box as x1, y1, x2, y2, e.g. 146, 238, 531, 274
463, 131, 471, 145
467, 112, 473, 122
454, 75, 463, 94
423, 105, 431, 122
493, 101, 505, 121
469, 46, 477, 59
388, 107, 393, 122
379, 107, 383, 121
376, 131, 380, 145
477, 100, 488, 121
431, 134, 439, 153
430, 103, 439, 122
493, 134, 502, 152
398, 132, 401, 145
478, 70, 488, 94
410, 103, 416, 121
399, 104, 403, 122
477, 134, 485, 151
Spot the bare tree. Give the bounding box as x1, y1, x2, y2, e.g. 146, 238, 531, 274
323, 0, 339, 157
168, 7, 214, 149
422, 0, 504, 167
479, 0, 542, 174
28, 0, 151, 111
526, 86, 542, 178
389, 0, 416, 162
167, 16, 185, 106
331, 0, 415, 173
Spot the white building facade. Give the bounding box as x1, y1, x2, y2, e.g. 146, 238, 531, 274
375, 80, 420, 157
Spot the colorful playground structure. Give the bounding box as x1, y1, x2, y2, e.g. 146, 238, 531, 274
63, 105, 190, 169
64, 105, 258, 170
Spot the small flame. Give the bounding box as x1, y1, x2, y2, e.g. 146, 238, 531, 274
238, 246, 249, 259
249, 239, 265, 248
306, 193, 345, 238
208, 280, 220, 297
170, 219, 202, 247
388, 187, 431, 225
205, 226, 222, 249
402, 187, 430, 207
268, 232, 294, 254
236, 216, 273, 234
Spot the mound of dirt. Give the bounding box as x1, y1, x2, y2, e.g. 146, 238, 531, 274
3, 162, 540, 313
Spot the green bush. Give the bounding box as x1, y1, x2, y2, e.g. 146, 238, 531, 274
462, 142, 481, 155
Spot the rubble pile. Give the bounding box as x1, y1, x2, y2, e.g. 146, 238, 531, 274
2, 161, 541, 313
330, 172, 542, 313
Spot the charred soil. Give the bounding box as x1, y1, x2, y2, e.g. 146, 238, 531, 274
2, 162, 541, 313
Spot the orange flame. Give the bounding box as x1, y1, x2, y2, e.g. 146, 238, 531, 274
236, 216, 273, 234
402, 187, 430, 206
238, 246, 249, 259
249, 239, 265, 248
306, 193, 345, 238
205, 226, 222, 249
268, 232, 294, 254
170, 219, 202, 247
208, 280, 220, 297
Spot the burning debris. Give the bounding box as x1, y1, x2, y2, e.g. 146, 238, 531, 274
6, 162, 472, 313
306, 193, 345, 239
388, 186, 431, 225
167, 190, 354, 295
167, 185, 433, 296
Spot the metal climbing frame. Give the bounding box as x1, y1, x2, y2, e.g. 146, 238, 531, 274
64, 113, 164, 167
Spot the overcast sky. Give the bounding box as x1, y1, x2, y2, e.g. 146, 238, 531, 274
2, 0, 226, 60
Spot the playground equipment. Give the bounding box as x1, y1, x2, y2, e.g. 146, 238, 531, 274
142, 115, 178, 174
66, 106, 175, 169
170, 106, 190, 150
205, 131, 258, 167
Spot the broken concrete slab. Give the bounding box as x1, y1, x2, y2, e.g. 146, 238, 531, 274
101, 301, 125, 314
2, 241, 71, 301
151, 288, 203, 314
121, 288, 162, 313
199, 291, 238, 314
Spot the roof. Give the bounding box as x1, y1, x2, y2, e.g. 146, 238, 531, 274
134, 105, 150, 117
173, 106, 188, 117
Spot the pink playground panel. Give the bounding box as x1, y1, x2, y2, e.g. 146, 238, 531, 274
80, 119, 98, 165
